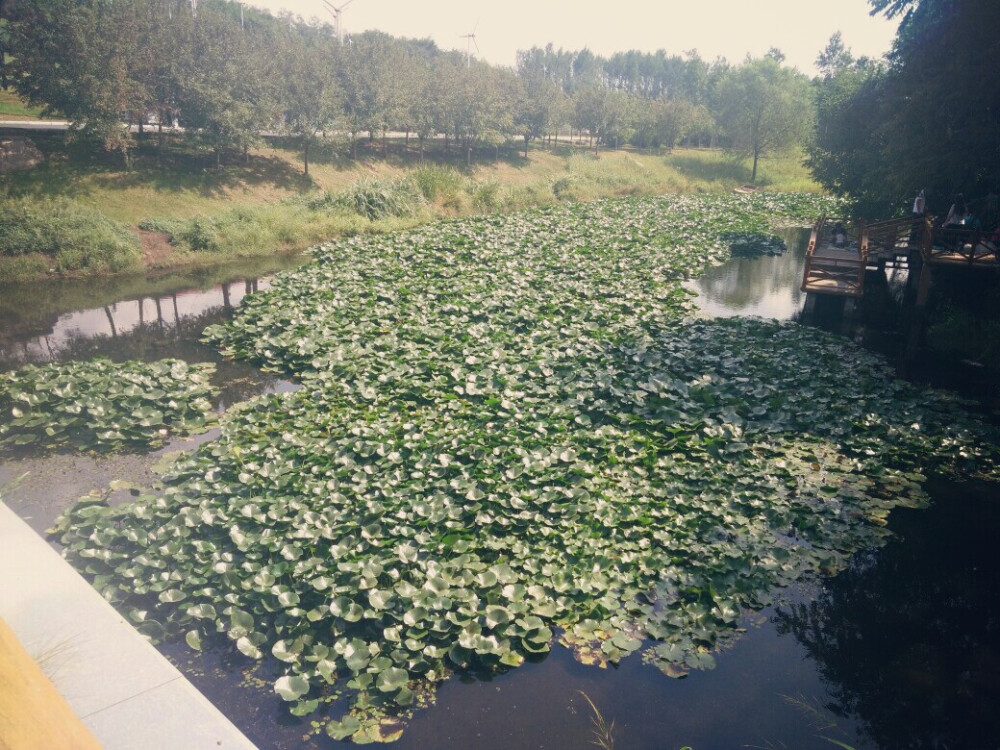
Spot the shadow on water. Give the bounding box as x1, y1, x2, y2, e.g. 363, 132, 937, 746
775, 481, 1000, 750
686, 228, 999, 417
0, 254, 306, 408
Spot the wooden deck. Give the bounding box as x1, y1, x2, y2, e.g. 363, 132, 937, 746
801, 217, 866, 297
801, 216, 999, 299
926, 226, 1000, 267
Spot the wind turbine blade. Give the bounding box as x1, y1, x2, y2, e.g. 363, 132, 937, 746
473, 17, 480, 34
473, 36, 481, 55
340, 0, 357, 10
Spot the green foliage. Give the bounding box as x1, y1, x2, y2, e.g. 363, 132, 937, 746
0, 358, 217, 453
810, 0, 1000, 216
721, 231, 787, 257
412, 165, 464, 203
48, 193, 999, 744
715, 57, 814, 184
332, 177, 429, 221
0, 197, 140, 272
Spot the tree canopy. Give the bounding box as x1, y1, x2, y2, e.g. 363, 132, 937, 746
716, 57, 813, 184
809, 0, 1000, 218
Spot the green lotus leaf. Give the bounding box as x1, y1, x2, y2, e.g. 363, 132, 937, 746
187, 603, 217, 620
274, 675, 309, 702
289, 699, 319, 717
236, 636, 262, 660
326, 716, 361, 741
375, 666, 409, 693
272, 640, 300, 663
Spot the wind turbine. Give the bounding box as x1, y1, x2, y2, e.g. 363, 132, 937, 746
321, 0, 357, 44
460, 19, 480, 68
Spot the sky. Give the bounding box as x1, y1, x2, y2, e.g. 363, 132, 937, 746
243, 0, 899, 75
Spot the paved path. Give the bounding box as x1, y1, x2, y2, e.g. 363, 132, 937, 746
0, 501, 257, 750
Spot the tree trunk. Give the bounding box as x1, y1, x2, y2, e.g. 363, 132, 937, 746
524, 135, 529, 158
157, 118, 164, 167
303, 139, 310, 176
382, 130, 387, 158
418, 135, 425, 161
466, 142, 472, 167
751, 150, 759, 184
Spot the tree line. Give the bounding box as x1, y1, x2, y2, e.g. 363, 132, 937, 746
4, 0, 988, 215
0, 0, 813, 180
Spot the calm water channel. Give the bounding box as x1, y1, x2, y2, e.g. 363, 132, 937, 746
1, 233, 997, 750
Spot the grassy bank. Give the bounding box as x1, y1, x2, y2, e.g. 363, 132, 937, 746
0, 90, 50, 121
0, 130, 822, 282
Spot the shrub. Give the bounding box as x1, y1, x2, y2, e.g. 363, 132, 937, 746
413, 165, 464, 203
0, 197, 141, 272
333, 177, 428, 221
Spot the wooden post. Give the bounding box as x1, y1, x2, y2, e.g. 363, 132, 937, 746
804, 293, 817, 316
915, 261, 932, 309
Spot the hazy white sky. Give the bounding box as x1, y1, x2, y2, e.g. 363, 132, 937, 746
244, 0, 898, 74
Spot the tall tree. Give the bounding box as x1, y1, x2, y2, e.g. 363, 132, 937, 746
816, 31, 854, 77
807, 57, 889, 215
715, 57, 813, 183
7, 0, 151, 167
810, 0, 1000, 216
172, 2, 276, 166
514, 66, 561, 157
279, 25, 341, 176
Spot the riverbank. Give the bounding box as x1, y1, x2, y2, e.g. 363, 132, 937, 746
0, 128, 819, 283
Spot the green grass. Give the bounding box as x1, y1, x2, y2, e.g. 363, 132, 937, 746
0, 197, 141, 280
0, 132, 822, 281
0, 89, 50, 121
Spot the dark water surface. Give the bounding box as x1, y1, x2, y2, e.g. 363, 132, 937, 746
2, 238, 998, 749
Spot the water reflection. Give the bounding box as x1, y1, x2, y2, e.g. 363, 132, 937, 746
0, 258, 305, 409
775, 481, 1000, 750
1, 269, 281, 370
684, 228, 810, 320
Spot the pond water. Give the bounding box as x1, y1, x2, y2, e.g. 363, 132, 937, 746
1, 234, 998, 749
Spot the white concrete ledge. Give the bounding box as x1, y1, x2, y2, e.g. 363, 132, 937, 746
0, 501, 256, 749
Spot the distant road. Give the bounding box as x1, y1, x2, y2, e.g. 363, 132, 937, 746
1, 120, 74, 131
0, 119, 602, 150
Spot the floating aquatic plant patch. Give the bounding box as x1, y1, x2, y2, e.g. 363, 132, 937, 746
51, 194, 998, 743
722, 231, 788, 257
0, 358, 217, 453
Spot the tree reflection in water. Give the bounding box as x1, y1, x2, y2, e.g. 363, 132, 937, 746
774, 480, 1000, 750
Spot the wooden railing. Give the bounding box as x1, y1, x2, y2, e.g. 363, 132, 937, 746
865, 216, 923, 258
926, 226, 1000, 265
